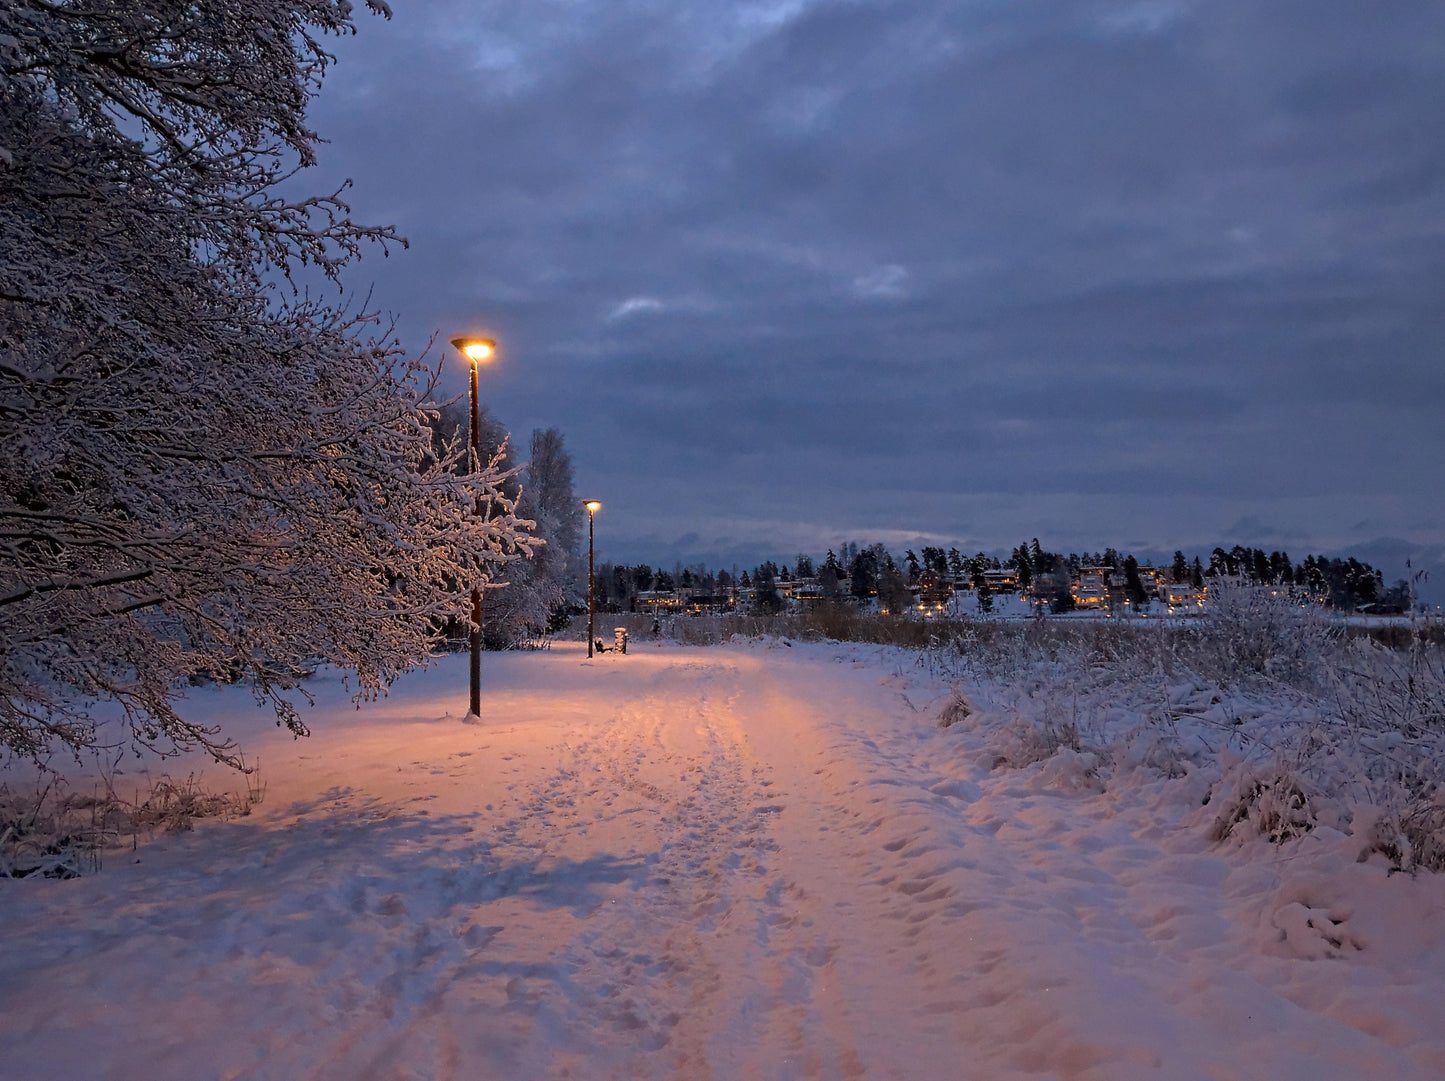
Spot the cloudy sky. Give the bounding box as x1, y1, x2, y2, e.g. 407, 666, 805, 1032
302, 0, 1444, 592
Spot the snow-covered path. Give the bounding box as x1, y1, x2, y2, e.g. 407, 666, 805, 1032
2, 642, 1443, 1080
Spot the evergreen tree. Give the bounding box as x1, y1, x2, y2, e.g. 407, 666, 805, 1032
877, 557, 911, 615
1123, 556, 1148, 607
947, 548, 965, 582
610, 565, 634, 609
1252, 549, 1271, 584
818, 550, 844, 598
817, 558, 842, 598
1209, 548, 1230, 577
751, 564, 782, 613
1171, 551, 1189, 583
1013, 544, 1034, 590
1269, 551, 1294, 586
920, 547, 948, 580
971, 554, 989, 591
849, 549, 879, 599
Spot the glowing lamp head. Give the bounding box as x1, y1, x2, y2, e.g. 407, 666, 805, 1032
585, 500, 602, 514
450, 337, 496, 363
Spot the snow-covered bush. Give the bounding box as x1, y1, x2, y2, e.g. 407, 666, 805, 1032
0, 770, 262, 878
1, 2, 535, 766
1208, 768, 1316, 844
1321, 637, 1445, 871
1175, 581, 1338, 689
925, 613, 1445, 871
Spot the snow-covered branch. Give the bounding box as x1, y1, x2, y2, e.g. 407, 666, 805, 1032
1, 1, 534, 767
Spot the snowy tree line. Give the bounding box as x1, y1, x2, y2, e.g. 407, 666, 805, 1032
591, 538, 1410, 615
1, 1, 543, 768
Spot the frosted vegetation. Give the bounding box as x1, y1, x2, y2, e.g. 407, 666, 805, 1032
605, 588, 1445, 876
0, 2, 535, 769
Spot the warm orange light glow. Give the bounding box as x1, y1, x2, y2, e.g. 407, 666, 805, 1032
585, 500, 602, 513
449, 336, 496, 363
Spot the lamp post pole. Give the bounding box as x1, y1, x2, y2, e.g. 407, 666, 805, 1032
450, 336, 496, 718
585, 501, 601, 657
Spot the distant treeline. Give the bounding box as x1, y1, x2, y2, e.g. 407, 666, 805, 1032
591, 539, 1412, 614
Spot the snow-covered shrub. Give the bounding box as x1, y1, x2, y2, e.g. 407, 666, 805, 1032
0, 783, 102, 879
126, 774, 263, 834
987, 712, 1085, 770
1175, 581, 1338, 689
1328, 635, 1445, 741
931, 614, 1445, 867
938, 694, 973, 728
1035, 748, 1106, 793
1402, 800, 1445, 872
1360, 801, 1445, 873
0, 770, 264, 878
1319, 637, 1445, 871
1208, 768, 1316, 844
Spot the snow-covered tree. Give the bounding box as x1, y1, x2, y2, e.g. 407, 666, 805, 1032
0, 1, 534, 766
430, 404, 580, 647
470, 426, 582, 646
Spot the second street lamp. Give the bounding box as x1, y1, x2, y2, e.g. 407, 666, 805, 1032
450, 335, 496, 718
585, 500, 601, 658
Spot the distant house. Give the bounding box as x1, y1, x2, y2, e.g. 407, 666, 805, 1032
788, 581, 824, 604
684, 594, 732, 614
918, 572, 953, 610
982, 569, 1019, 592
1158, 581, 1203, 610
1136, 565, 1166, 591
777, 577, 820, 601
1071, 570, 1109, 608
635, 590, 683, 614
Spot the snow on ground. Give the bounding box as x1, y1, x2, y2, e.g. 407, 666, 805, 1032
2, 639, 1444, 1080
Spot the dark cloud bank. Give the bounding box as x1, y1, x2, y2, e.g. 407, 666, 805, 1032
303, 0, 1445, 599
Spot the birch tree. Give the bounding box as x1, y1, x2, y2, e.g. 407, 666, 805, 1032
1, 1, 534, 766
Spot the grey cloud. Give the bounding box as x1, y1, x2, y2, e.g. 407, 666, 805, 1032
299, 0, 1444, 593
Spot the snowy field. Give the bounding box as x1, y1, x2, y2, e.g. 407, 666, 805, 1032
3, 639, 1444, 1080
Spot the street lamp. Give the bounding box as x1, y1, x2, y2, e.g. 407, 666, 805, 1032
449, 335, 497, 718
585, 500, 602, 657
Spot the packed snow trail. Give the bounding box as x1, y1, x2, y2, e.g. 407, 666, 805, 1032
2, 642, 1443, 1080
